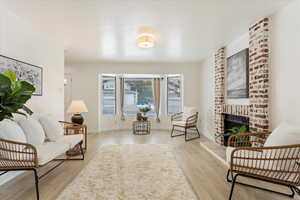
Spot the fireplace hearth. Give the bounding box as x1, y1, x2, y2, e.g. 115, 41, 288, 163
223, 114, 249, 146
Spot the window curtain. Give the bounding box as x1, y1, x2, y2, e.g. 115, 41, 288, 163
120, 77, 125, 120
153, 78, 161, 122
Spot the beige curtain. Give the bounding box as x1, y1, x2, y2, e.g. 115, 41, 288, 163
153, 78, 161, 122
120, 77, 125, 120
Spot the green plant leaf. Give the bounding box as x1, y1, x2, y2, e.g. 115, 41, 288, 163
0, 72, 35, 121
3, 72, 17, 82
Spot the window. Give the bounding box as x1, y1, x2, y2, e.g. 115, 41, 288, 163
102, 75, 116, 115
167, 75, 182, 115
124, 78, 155, 115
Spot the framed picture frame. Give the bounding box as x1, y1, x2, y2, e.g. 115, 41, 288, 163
0, 55, 43, 96
227, 48, 249, 99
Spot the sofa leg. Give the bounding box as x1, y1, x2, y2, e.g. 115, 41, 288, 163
33, 169, 40, 200
79, 141, 85, 160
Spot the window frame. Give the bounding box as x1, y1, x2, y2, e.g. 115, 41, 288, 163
123, 77, 155, 116
101, 75, 117, 115
167, 74, 183, 116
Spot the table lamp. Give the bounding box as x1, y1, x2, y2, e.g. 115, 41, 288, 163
67, 100, 88, 124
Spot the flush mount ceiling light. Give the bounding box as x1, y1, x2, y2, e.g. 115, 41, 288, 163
137, 27, 155, 48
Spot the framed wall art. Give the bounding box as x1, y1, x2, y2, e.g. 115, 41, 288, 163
0, 55, 43, 96
227, 49, 249, 99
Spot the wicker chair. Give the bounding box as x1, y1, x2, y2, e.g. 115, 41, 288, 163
171, 107, 200, 141
0, 121, 84, 200
226, 131, 300, 200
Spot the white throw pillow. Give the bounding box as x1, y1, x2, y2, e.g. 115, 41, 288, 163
264, 122, 300, 147
39, 116, 64, 141
0, 120, 27, 143
18, 117, 46, 146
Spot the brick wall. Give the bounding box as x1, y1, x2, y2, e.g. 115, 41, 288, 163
214, 47, 225, 144
249, 18, 270, 131
214, 18, 270, 144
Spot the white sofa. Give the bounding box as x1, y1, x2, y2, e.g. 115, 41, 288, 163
0, 116, 84, 200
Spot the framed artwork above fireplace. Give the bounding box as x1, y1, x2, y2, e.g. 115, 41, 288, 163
227, 48, 249, 99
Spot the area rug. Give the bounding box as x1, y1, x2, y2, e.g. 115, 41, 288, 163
56, 144, 198, 200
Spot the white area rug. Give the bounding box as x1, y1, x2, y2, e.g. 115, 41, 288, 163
57, 144, 197, 200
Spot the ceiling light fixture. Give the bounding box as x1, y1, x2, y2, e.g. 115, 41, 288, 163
137, 27, 155, 48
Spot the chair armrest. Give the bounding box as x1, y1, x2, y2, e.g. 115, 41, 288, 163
185, 112, 198, 126
230, 144, 300, 178
0, 138, 38, 169
171, 112, 183, 121
228, 131, 271, 147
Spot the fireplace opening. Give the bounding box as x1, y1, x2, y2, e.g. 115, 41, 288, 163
223, 114, 249, 146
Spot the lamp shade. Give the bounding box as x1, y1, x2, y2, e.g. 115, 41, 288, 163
67, 100, 88, 113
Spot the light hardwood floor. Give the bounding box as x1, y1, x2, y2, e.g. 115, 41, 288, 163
0, 130, 299, 200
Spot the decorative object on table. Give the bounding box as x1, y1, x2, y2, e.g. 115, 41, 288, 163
138, 104, 151, 121
67, 100, 88, 124
0, 72, 35, 121
136, 112, 143, 121
227, 48, 249, 99
0, 55, 42, 96
59, 121, 88, 156
133, 120, 151, 135
171, 107, 200, 142
56, 144, 197, 200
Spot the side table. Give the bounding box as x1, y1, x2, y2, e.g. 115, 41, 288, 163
133, 120, 151, 135
64, 123, 87, 155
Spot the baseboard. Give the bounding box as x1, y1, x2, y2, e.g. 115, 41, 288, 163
199, 142, 227, 166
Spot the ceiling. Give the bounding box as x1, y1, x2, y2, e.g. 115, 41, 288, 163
0, 0, 291, 64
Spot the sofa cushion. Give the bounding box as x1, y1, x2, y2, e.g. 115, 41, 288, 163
18, 117, 46, 146
264, 123, 300, 147
58, 134, 83, 149
0, 120, 27, 144
35, 141, 69, 165
39, 116, 64, 141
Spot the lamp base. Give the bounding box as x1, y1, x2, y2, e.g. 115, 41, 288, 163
71, 114, 84, 125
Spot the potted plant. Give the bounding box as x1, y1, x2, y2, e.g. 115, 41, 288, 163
138, 105, 151, 121
224, 125, 247, 146
0, 72, 35, 121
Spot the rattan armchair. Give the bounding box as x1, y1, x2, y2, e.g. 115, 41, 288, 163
226, 131, 300, 200
171, 107, 200, 141
0, 121, 84, 200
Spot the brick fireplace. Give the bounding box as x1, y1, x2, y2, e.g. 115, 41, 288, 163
214, 18, 270, 145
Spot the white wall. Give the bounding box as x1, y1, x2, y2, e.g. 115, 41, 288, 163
0, 6, 64, 184
270, 0, 300, 128
66, 63, 201, 132
198, 0, 300, 141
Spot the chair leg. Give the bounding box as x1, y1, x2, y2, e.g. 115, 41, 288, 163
185, 126, 201, 142
226, 169, 232, 182
171, 126, 175, 137
229, 174, 238, 200
33, 169, 39, 200
195, 127, 200, 138
184, 128, 188, 141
